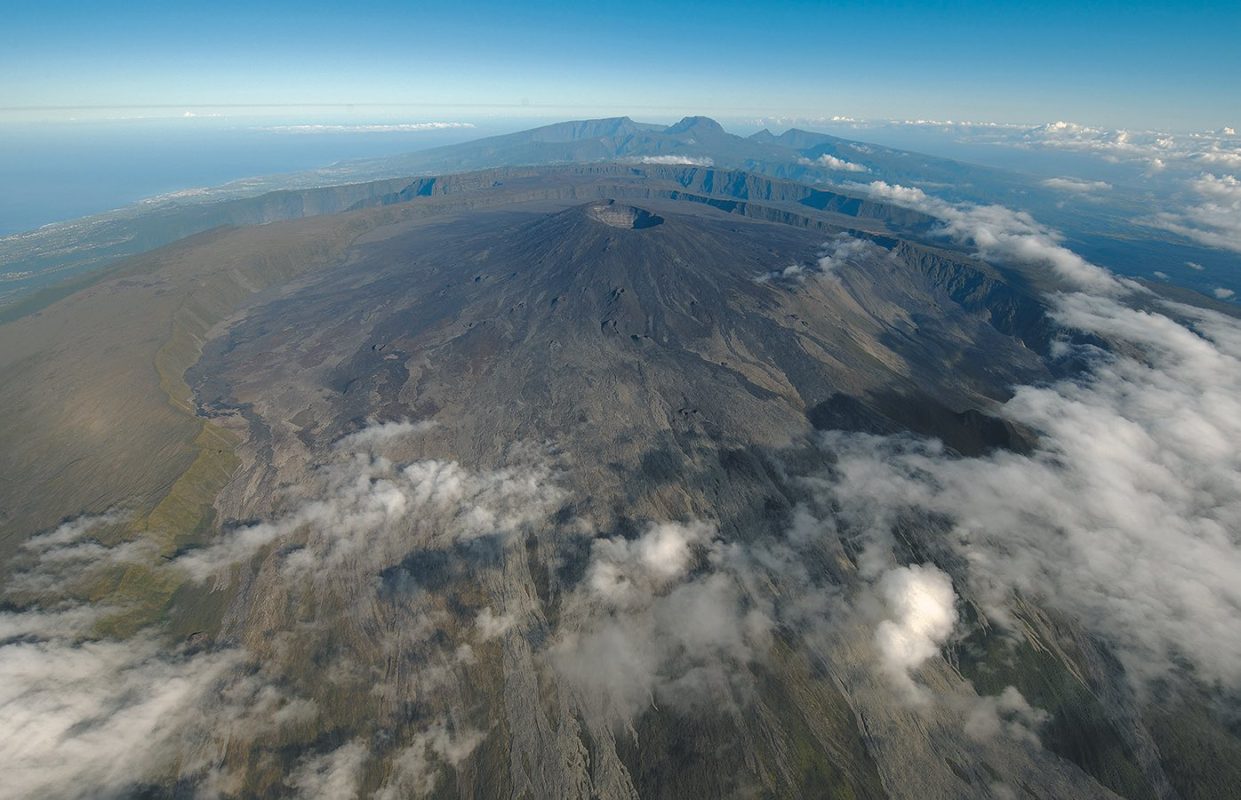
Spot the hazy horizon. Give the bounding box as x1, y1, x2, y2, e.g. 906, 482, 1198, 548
4, 1, 1239, 131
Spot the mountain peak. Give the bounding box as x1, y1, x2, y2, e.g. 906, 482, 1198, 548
523, 116, 656, 144
664, 116, 727, 136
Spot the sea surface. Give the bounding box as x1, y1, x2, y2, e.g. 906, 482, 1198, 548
0, 118, 519, 236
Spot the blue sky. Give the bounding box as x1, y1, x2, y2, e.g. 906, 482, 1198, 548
2, 0, 1238, 130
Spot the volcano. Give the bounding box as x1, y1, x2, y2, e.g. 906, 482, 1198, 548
1, 162, 1235, 800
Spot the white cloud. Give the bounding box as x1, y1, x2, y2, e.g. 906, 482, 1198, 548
0, 637, 243, 800
550, 521, 771, 720
374, 724, 485, 800
1150, 173, 1241, 253
1040, 177, 1112, 193
798, 153, 869, 172
288, 740, 369, 799
583, 520, 713, 608
0, 595, 316, 800
7, 511, 149, 595
817, 233, 879, 274
963, 686, 1048, 747
630, 155, 715, 166
813, 289, 1241, 690
261, 122, 475, 134
333, 419, 435, 451
0, 420, 566, 797
0, 423, 568, 798
1215, 287, 1236, 299
474, 607, 516, 641
754, 233, 880, 284
872, 564, 958, 700
862, 180, 1131, 293
175, 438, 562, 584
0, 507, 321, 800
754, 116, 1241, 179
21, 510, 127, 551
1194, 149, 1241, 169
753, 263, 809, 284
1004, 121, 1237, 175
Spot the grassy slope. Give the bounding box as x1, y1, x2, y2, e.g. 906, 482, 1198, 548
0, 206, 408, 633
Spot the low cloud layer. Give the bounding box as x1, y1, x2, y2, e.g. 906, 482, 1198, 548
286, 728, 485, 800
754, 233, 882, 284
0, 430, 560, 798
287, 741, 370, 799
963, 686, 1048, 747
7, 511, 148, 595
631, 155, 715, 166
863, 180, 1128, 292
261, 122, 476, 134
550, 521, 771, 720
1150, 172, 1241, 254
175, 446, 561, 584
799, 153, 869, 172
751, 116, 1241, 176
0, 597, 314, 800
1041, 177, 1112, 193
811, 282, 1241, 691
375, 724, 486, 800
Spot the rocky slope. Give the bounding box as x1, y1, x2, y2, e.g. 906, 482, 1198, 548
2, 167, 1237, 799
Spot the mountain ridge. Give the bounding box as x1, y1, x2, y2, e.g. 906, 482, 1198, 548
0, 114, 1112, 313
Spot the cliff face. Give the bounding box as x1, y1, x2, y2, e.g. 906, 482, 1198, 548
0, 111, 972, 308
0, 162, 931, 318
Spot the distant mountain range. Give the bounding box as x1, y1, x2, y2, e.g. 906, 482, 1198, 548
2, 116, 1235, 314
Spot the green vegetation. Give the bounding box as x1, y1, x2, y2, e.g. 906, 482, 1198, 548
68, 205, 429, 638
955, 605, 1158, 800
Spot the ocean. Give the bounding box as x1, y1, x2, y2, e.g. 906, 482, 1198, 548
0, 118, 519, 236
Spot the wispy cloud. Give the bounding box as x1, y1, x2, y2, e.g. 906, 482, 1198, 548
753, 233, 881, 284
332, 418, 436, 451
1149, 172, 1241, 254
288, 740, 369, 799
550, 521, 771, 720
798, 153, 869, 173
0, 593, 316, 800
861, 180, 1130, 292
963, 686, 1048, 747
809, 286, 1241, 690
174, 445, 561, 584
752, 115, 1241, 175
0, 427, 558, 797
1040, 177, 1112, 193
259, 122, 476, 134
374, 724, 485, 800
7, 511, 148, 595
629, 155, 715, 166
